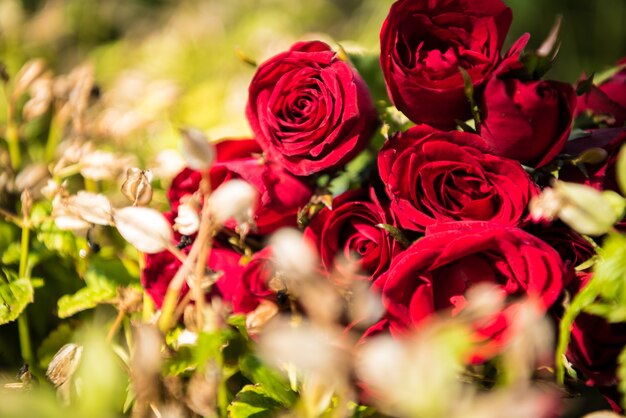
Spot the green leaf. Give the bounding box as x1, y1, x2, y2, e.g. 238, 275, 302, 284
458, 67, 480, 127
57, 285, 117, 318
576, 73, 595, 96
594, 63, 626, 86
228, 384, 286, 418
376, 224, 410, 248
228, 314, 250, 340
57, 257, 136, 318
0, 272, 34, 325
0, 220, 18, 251
328, 149, 375, 197
239, 355, 297, 407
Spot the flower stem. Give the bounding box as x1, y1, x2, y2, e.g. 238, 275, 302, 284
6, 105, 21, 171
17, 225, 33, 367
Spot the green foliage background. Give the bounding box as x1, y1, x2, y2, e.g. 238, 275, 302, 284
1, 0, 624, 140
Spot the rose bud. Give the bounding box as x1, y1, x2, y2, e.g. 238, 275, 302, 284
246, 41, 378, 176
479, 76, 577, 168
577, 57, 626, 127
380, 0, 514, 128
304, 189, 402, 283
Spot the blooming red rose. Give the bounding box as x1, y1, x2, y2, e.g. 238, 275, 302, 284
479, 76, 577, 167
378, 125, 537, 232
168, 139, 313, 234
371, 222, 565, 337
304, 189, 402, 282
577, 58, 626, 127
246, 41, 378, 176
380, 0, 512, 128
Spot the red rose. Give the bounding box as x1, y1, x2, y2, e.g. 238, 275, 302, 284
563, 274, 626, 411
304, 189, 403, 282
479, 77, 577, 167
168, 139, 313, 234
246, 41, 378, 176
525, 223, 594, 285
380, 0, 512, 128
142, 231, 245, 309
577, 58, 626, 127
378, 125, 537, 232
231, 247, 280, 313
371, 222, 565, 337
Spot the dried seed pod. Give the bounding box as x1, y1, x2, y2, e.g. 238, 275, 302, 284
46, 343, 83, 388
121, 168, 153, 206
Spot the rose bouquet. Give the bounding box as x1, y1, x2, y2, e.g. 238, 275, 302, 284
1, 0, 626, 417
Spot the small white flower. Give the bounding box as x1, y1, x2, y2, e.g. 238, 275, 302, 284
174, 202, 200, 236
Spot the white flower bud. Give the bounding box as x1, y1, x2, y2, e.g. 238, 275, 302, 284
174, 202, 200, 236
180, 128, 216, 171
114, 206, 173, 253
70, 192, 114, 225
207, 179, 257, 225
555, 181, 621, 236
269, 228, 319, 280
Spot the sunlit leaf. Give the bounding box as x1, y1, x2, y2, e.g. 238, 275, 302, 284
0, 273, 34, 325
228, 384, 286, 418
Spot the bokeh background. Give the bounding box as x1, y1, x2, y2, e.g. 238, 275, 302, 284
0, 0, 625, 151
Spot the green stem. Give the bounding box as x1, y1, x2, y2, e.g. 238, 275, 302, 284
84, 178, 99, 193
17, 226, 33, 367
44, 112, 62, 163
6, 107, 21, 171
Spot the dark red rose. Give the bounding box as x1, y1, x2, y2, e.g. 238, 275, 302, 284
564, 273, 626, 411
479, 77, 577, 167
380, 0, 513, 128
304, 189, 402, 282
231, 247, 279, 313
378, 125, 537, 232
525, 222, 595, 285
246, 41, 378, 176
168, 139, 313, 234
142, 237, 245, 309
577, 58, 626, 127
371, 222, 565, 337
